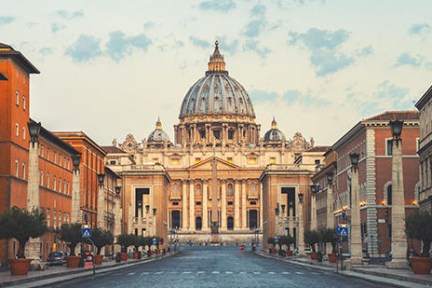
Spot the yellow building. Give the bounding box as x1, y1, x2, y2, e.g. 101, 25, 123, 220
105, 42, 328, 249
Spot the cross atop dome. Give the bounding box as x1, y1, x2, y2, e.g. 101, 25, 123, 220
207, 40, 226, 73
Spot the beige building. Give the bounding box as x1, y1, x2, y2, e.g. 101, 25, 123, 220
104, 42, 327, 248
416, 85, 432, 209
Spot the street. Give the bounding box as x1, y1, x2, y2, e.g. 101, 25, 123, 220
52, 246, 391, 288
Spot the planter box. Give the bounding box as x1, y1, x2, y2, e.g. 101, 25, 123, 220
9, 258, 32, 276
310, 252, 318, 260
286, 251, 293, 257
94, 255, 103, 265
328, 253, 337, 263
120, 252, 128, 261
66, 256, 81, 268
411, 257, 432, 274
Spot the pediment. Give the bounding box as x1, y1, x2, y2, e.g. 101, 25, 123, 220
188, 157, 240, 171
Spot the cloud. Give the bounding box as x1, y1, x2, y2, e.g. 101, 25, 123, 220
189, 36, 212, 49
144, 21, 155, 29
243, 40, 270, 58
289, 27, 353, 76
105, 31, 152, 61
250, 90, 278, 103
0, 16, 14, 25
409, 23, 432, 36
251, 4, 266, 17
51, 23, 66, 34
243, 20, 265, 38
65, 34, 102, 63
56, 10, 84, 20
198, 0, 236, 11
375, 81, 409, 100
217, 36, 238, 54
395, 52, 422, 67
356, 46, 373, 57
39, 47, 54, 56
282, 89, 329, 106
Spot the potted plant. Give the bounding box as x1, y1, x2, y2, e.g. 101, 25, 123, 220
59, 223, 82, 268
405, 210, 432, 274
116, 233, 135, 261
304, 230, 320, 260
267, 237, 275, 254
91, 228, 113, 265
0, 206, 48, 275
319, 228, 338, 263
143, 236, 153, 257
279, 234, 295, 256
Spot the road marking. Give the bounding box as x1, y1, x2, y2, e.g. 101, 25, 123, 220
182, 271, 192, 274
155, 271, 163, 274
239, 271, 247, 274
253, 272, 261, 274
268, 272, 276, 274
225, 271, 233, 274
212, 271, 220, 274
141, 272, 150, 275
311, 272, 321, 275
169, 272, 178, 274
128, 272, 136, 275
282, 272, 290, 274
295, 272, 305, 275
197, 271, 205, 274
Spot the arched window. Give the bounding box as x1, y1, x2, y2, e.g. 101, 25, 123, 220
250, 184, 256, 195
227, 216, 234, 230
249, 210, 258, 229
196, 217, 202, 230
172, 184, 179, 197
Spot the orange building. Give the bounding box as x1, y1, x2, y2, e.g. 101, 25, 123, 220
0, 43, 81, 264
54, 132, 106, 228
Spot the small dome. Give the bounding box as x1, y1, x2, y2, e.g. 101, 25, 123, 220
148, 118, 171, 143
264, 118, 285, 142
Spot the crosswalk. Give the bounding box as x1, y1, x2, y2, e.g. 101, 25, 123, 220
113, 271, 328, 276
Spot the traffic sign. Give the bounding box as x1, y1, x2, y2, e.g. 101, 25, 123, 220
336, 226, 349, 237
82, 227, 92, 238
152, 238, 158, 245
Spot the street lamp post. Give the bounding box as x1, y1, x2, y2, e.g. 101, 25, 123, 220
386, 120, 408, 269
349, 153, 362, 265
96, 173, 105, 229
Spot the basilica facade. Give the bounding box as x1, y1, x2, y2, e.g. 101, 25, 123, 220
104, 42, 328, 246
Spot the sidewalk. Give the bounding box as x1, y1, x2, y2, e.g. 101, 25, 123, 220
0, 253, 171, 288
256, 250, 432, 288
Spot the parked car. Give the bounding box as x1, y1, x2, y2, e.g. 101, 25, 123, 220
47, 251, 66, 266
239, 244, 246, 250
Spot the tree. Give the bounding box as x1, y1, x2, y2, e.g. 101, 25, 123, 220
319, 228, 339, 254
116, 233, 135, 253
279, 234, 295, 251
0, 206, 48, 258
60, 223, 82, 256
304, 230, 320, 252
91, 228, 114, 255
405, 210, 432, 257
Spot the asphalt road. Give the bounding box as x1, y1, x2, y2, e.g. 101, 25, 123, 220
53, 246, 391, 288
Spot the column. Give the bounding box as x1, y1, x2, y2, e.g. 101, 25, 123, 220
387, 134, 408, 268
259, 183, 263, 229
97, 176, 105, 229
72, 169, 81, 223
234, 180, 240, 229
298, 196, 305, 255
326, 185, 334, 229
189, 181, 195, 230
242, 180, 247, 229
26, 139, 40, 262
203, 181, 208, 230
351, 163, 362, 265
221, 181, 226, 230
182, 181, 188, 230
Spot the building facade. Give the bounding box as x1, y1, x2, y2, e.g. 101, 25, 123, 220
105, 43, 327, 247
329, 111, 420, 258
415, 86, 432, 209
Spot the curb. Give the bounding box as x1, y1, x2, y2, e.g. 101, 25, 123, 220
1, 253, 175, 288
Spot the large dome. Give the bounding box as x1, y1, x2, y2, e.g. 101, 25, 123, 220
179, 41, 255, 119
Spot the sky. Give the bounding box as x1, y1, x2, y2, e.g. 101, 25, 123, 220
1, 0, 431, 147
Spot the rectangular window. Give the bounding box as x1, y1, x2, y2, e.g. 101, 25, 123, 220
22, 96, 26, 110
195, 158, 201, 163
386, 139, 393, 156
109, 160, 116, 165
22, 127, 26, 140
228, 201, 233, 206
172, 201, 179, 206
40, 171, 44, 186
247, 157, 257, 164
15, 123, 19, 136
269, 157, 276, 164
22, 162, 25, 179
227, 157, 233, 163
170, 158, 180, 165
15, 90, 19, 106
196, 201, 202, 206
15, 159, 19, 177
